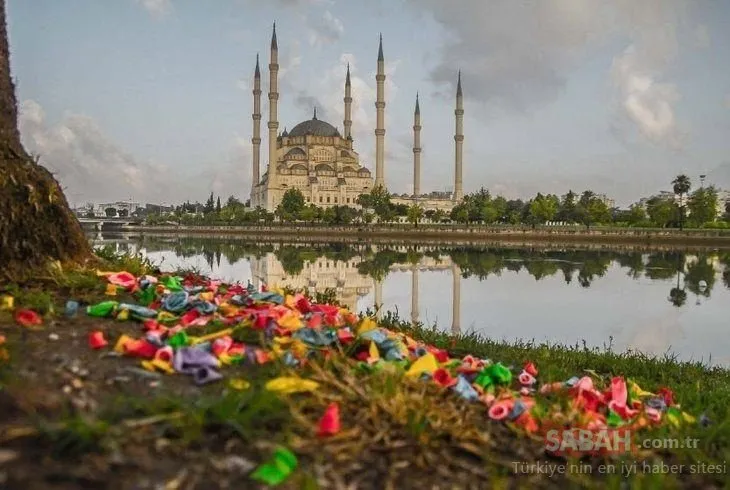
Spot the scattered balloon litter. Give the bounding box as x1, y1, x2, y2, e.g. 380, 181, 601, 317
4, 269, 703, 484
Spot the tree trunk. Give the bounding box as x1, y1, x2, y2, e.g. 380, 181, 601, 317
0, 0, 91, 281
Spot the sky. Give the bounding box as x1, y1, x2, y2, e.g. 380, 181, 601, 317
7, 0, 730, 208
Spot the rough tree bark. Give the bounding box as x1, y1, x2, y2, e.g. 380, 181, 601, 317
0, 0, 91, 281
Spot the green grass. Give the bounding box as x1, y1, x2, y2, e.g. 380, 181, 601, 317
4, 247, 728, 487
380, 311, 730, 483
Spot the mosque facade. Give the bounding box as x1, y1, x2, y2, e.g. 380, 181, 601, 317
249, 24, 465, 213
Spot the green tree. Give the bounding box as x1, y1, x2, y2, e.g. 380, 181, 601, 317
451, 205, 469, 224
646, 196, 675, 228
216, 196, 222, 213
205, 192, 215, 214
687, 186, 718, 226
358, 185, 394, 222
586, 198, 611, 224
299, 204, 319, 224
407, 204, 424, 227
672, 174, 691, 230
528, 193, 558, 224
626, 204, 647, 226
557, 190, 578, 222
278, 188, 306, 220
432, 209, 446, 223
104, 207, 117, 217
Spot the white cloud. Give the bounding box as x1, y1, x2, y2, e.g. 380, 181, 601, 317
19, 99, 251, 205
307, 10, 344, 47
408, 0, 617, 110
611, 45, 682, 147
135, 0, 172, 17
409, 0, 697, 148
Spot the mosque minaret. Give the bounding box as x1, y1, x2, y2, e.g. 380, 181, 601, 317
251, 54, 261, 194
413, 93, 422, 197
249, 25, 466, 212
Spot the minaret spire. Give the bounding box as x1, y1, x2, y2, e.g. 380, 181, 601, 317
343, 62, 353, 141
413, 92, 421, 197
251, 53, 262, 202
313, 106, 317, 119
267, 22, 280, 210
454, 70, 464, 202
375, 34, 386, 188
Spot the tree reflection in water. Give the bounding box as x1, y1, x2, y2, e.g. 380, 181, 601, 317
127, 236, 727, 305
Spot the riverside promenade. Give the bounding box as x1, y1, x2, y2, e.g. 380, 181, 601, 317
115, 223, 730, 248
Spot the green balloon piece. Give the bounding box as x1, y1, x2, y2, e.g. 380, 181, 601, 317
86, 301, 118, 318
250, 447, 298, 486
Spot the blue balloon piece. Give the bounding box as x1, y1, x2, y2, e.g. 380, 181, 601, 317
452, 376, 479, 401
507, 399, 527, 421
64, 300, 79, 318
162, 291, 189, 313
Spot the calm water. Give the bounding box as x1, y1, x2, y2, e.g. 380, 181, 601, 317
92, 233, 730, 366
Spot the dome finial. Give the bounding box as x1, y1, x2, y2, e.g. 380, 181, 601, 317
313, 106, 317, 119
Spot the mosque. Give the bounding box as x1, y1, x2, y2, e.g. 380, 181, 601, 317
249, 24, 465, 213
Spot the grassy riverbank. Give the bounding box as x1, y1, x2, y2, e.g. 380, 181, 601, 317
110, 223, 730, 248
1, 251, 728, 489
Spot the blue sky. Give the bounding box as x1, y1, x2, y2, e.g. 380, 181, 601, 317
7, 0, 730, 207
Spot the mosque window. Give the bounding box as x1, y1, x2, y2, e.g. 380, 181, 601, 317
327, 196, 331, 203
319, 196, 323, 203
334, 197, 338, 203
312, 149, 332, 162
315, 163, 336, 176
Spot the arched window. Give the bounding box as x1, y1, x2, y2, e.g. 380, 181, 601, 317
311, 148, 332, 162
290, 164, 307, 175
315, 163, 336, 176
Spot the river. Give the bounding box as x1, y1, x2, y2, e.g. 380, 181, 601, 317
91, 233, 730, 367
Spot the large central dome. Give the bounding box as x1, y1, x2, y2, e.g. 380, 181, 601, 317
287, 112, 340, 138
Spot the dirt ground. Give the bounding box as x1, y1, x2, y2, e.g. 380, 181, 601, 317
0, 310, 725, 489
0, 313, 554, 490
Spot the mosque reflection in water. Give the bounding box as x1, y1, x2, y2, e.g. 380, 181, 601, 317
92, 234, 730, 337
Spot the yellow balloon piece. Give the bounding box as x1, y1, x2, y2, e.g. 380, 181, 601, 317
114, 334, 134, 353
357, 317, 378, 335
629, 381, 655, 398
682, 411, 696, 424
140, 360, 157, 372
285, 295, 297, 309
0, 295, 14, 311
192, 328, 233, 344
278, 312, 303, 330
151, 359, 175, 374
265, 376, 320, 395
199, 291, 214, 302
405, 353, 439, 377
116, 309, 129, 321
368, 341, 380, 361
291, 340, 309, 359
105, 283, 118, 296
229, 378, 250, 390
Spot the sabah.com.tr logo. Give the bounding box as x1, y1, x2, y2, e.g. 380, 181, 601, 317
545, 428, 700, 456
545, 428, 634, 456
